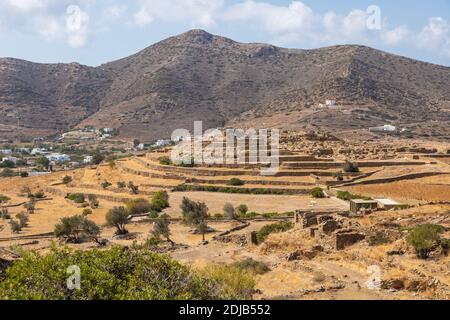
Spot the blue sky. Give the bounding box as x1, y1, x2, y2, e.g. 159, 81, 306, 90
0, 0, 449, 66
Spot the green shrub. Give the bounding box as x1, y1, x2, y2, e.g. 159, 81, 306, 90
126, 198, 151, 215
337, 191, 371, 201
0, 195, 10, 204
407, 224, 446, 259
237, 204, 249, 216
117, 181, 126, 189
343, 161, 360, 173
150, 191, 170, 212
228, 178, 244, 186
159, 156, 172, 166
0, 247, 225, 300
68, 193, 85, 204
148, 210, 159, 219
232, 258, 270, 275
33, 191, 45, 199
262, 212, 279, 218
311, 187, 325, 198
441, 239, 450, 255
82, 209, 93, 216
256, 222, 294, 244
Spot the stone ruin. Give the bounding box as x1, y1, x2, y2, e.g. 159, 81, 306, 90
294, 210, 365, 250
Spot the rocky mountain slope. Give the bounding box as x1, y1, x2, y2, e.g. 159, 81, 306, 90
0, 29, 449, 140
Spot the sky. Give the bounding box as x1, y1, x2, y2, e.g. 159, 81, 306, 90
0, 0, 449, 66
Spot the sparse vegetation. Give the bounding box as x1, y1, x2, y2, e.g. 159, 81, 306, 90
237, 204, 249, 217
67, 193, 85, 204
343, 161, 360, 173
311, 187, 325, 198
159, 156, 172, 166
127, 181, 139, 194
0, 195, 10, 203
9, 220, 22, 233
407, 224, 446, 259
150, 191, 170, 212
256, 222, 294, 244
337, 191, 371, 201
126, 198, 151, 215
232, 258, 270, 275
228, 178, 244, 186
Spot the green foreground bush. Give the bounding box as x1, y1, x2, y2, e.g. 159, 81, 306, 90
407, 224, 446, 259
256, 222, 294, 244
0, 247, 254, 300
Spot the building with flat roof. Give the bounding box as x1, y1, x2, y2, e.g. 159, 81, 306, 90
350, 199, 378, 214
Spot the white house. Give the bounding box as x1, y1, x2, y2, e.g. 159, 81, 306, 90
46, 153, 70, 163
2, 156, 18, 164
31, 148, 49, 155
0, 149, 12, 155
83, 156, 93, 164
370, 125, 398, 133
154, 140, 172, 147
325, 100, 336, 106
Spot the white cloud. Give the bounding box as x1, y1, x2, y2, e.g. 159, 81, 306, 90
6, 0, 48, 11
381, 26, 411, 45
132, 0, 224, 28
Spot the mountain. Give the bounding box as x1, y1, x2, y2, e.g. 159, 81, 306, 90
0, 29, 449, 141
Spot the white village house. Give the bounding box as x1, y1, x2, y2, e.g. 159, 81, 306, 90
46, 153, 70, 163
1, 156, 18, 164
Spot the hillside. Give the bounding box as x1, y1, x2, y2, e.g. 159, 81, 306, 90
0, 29, 449, 141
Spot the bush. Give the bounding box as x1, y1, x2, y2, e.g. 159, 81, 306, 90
150, 191, 170, 212
407, 224, 446, 259
232, 258, 270, 275
9, 220, 21, 233
126, 198, 151, 215
159, 156, 172, 166
68, 193, 85, 204
441, 239, 450, 255
237, 204, 249, 216
54, 215, 100, 243
101, 181, 112, 189
256, 222, 294, 244
82, 209, 93, 216
148, 210, 159, 219
0, 160, 15, 168
33, 191, 45, 199
311, 187, 325, 198
0, 195, 10, 204
152, 214, 173, 244
228, 178, 244, 186
62, 176, 72, 185
105, 207, 129, 235
336, 191, 371, 201
199, 264, 255, 300
343, 161, 360, 173
16, 213, 29, 228
117, 181, 126, 189
0, 247, 226, 300
20, 172, 29, 178
88, 195, 99, 209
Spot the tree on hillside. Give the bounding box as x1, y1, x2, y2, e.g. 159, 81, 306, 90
152, 214, 173, 245
223, 203, 237, 220
105, 207, 129, 235
181, 197, 209, 242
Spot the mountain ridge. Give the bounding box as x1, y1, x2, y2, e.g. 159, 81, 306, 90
0, 29, 449, 141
